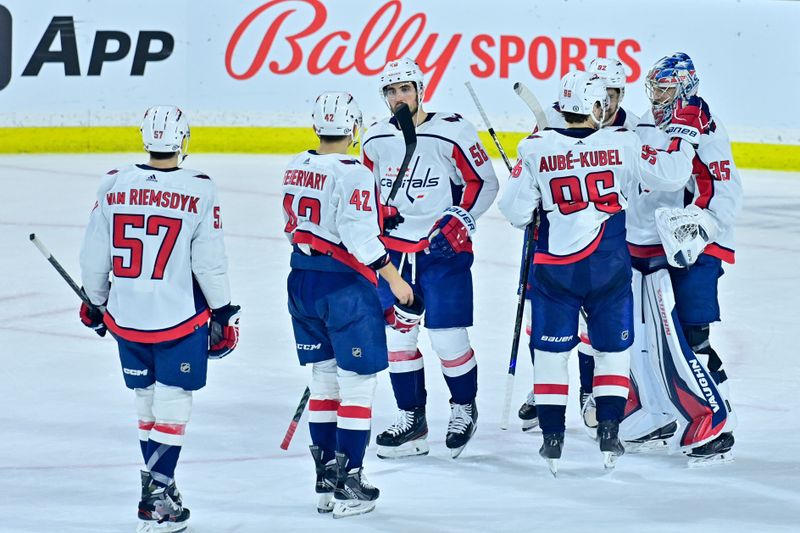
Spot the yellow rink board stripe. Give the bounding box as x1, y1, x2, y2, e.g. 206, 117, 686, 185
0, 127, 798, 172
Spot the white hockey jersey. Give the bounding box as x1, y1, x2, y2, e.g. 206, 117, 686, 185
362, 112, 499, 252
499, 127, 695, 263
539, 102, 640, 131
281, 150, 387, 284
80, 164, 231, 342
627, 106, 742, 264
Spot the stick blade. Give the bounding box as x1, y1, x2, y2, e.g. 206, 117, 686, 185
394, 103, 416, 148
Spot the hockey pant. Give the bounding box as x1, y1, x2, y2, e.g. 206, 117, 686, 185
307, 359, 377, 470
620, 269, 735, 452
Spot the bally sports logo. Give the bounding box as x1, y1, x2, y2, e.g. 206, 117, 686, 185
225, 0, 642, 101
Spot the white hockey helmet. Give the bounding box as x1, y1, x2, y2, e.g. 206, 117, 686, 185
140, 105, 190, 155
378, 57, 424, 98
558, 70, 609, 124
312, 92, 362, 138
589, 57, 627, 102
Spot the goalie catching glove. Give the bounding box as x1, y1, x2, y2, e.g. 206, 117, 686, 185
385, 293, 425, 333
655, 204, 718, 268
209, 303, 241, 359
428, 206, 476, 259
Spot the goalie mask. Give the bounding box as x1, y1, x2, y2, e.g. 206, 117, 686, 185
312, 92, 362, 141
141, 105, 190, 156
559, 70, 609, 126
589, 57, 627, 102
645, 52, 700, 128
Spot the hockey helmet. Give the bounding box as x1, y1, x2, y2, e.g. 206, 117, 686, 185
558, 70, 609, 125
312, 92, 362, 138
140, 105, 190, 156
589, 57, 627, 102
378, 57, 424, 99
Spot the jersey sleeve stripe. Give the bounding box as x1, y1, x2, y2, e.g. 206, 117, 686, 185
450, 144, 484, 212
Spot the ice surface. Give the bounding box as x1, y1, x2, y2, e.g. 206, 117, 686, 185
1, 155, 798, 532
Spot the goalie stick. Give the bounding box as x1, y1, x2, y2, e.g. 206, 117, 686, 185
280, 386, 311, 450
386, 103, 418, 203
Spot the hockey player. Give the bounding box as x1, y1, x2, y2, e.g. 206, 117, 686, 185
498, 70, 706, 473
79, 105, 241, 533
622, 52, 742, 463
518, 57, 641, 431
283, 92, 413, 518
362, 57, 499, 459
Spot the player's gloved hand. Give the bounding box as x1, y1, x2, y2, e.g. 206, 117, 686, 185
385, 293, 424, 333
382, 204, 405, 231
208, 303, 241, 359
79, 301, 107, 337
427, 206, 476, 259
665, 96, 712, 146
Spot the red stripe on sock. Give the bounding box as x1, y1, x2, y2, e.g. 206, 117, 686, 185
441, 349, 475, 368
534, 384, 569, 395
152, 423, 186, 436
338, 405, 372, 419
138, 420, 155, 431
389, 350, 422, 362
593, 375, 630, 388
309, 399, 341, 412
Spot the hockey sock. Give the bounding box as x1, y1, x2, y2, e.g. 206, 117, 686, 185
594, 396, 627, 423
145, 441, 182, 485
388, 361, 426, 410
336, 428, 370, 470
309, 420, 337, 463
578, 351, 595, 393
536, 405, 567, 434
443, 365, 478, 405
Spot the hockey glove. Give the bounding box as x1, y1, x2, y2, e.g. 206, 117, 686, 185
655, 205, 718, 268
427, 206, 476, 259
79, 301, 107, 337
665, 96, 712, 146
208, 303, 241, 359
382, 204, 405, 232
385, 293, 425, 333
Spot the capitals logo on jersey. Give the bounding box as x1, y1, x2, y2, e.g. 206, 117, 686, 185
379, 156, 441, 203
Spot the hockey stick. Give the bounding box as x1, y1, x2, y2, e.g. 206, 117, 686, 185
513, 81, 549, 131
386, 103, 417, 203
280, 385, 311, 450
498, 83, 550, 429
464, 81, 512, 172
30, 233, 92, 306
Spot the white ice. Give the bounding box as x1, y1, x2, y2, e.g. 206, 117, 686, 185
1, 154, 798, 533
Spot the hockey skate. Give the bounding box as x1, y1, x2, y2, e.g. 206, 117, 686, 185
446, 401, 478, 458
598, 420, 625, 469
518, 392, 539, 431
539, 432, 564, 477
580, 391, 598, 440
686, 432, 734, 467
137, 471, 189, 533
624, 421, 677, 453
376, 407, 429, 459
310, 445, 337, 513
332, 452, 379, 519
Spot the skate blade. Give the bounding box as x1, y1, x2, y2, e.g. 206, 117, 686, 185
376, 439, 430, 459
136, 520, 188, 533
317, 492, 334, 513
624, 439, 669, 454
545, 458, 558, 477
521, 419, 540, 432
603, 451, 620, 470
687, 450, 734, 468
332, 500, 376, 519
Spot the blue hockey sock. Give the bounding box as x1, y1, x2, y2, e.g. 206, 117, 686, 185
578, 351, 595, 393
443, 366, 478, 405
309, 421, 337, 463
594, 396, 626, 423
389, 368, 426, 410
537, 405, 567, 434
145, 441, 182, 485
337, 428, 370, 470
